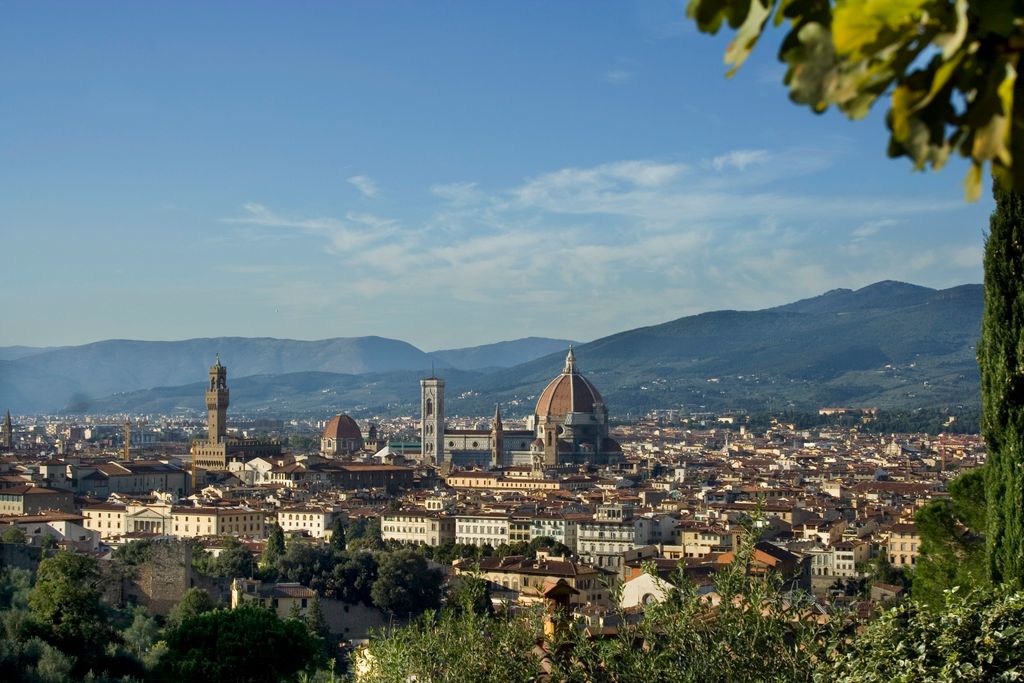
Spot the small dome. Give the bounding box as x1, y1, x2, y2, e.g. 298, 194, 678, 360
323, 414, 362, 440
535, 347, 603, 418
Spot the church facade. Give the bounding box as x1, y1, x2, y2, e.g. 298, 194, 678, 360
420, 348, 623, 469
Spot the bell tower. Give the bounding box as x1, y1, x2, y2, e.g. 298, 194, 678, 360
1, 411, 12, 450
420, 375, 444, 466
490, 404, 504, 469
206, 356, 229, 443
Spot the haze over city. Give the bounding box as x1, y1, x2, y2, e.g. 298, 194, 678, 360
2, 1, 991, 350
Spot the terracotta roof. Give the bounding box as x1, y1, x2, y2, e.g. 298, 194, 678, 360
534, 348, 603, 418
322, 414, 362, 441
1, 485, 66, 496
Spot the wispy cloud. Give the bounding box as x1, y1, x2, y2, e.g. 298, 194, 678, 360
431, 181, 485, 205
222, 150, 979, 346
222, 202, 396, 254
851, 218, 901, 240
347, 175, 379, 198
708, 149, 770, 172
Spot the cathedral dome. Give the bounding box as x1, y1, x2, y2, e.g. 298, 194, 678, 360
323, 414, 362, 441
535, 348, 603, 418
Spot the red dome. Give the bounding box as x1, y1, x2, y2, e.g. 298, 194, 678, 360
322, 414, 362, 440
535, 348, 603, 418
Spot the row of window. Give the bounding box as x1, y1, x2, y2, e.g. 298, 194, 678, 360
457, 525, 507, 535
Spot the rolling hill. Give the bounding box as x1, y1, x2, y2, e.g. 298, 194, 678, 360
0, 282, 984, 417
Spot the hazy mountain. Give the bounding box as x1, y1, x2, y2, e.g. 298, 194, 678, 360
0, 335, 576, 414
429, 337, 578, 370
0, 336, 442, 413
51, 280, 987, 419
80, 369, 487, 420
463, 281, 982, 416
0, 346, 63, 361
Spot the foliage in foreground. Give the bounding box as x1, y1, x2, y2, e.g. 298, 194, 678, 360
357, 538, 841, 683
825, 587, 1024, 683
359, 577, 1024, 683
685, 0, 1024, 200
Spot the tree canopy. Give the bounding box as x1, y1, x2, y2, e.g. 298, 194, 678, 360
155, 603, 323, 683
686, 0, 1024, 200
981, 183, 1024, 586
370, 550, 443, 617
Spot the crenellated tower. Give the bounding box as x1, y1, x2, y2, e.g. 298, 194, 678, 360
206, 356, 229, 443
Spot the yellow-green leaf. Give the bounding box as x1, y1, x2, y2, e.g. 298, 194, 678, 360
998, 62, 1016, 117
891, 84, 917, 142
964, 162, 983, 202
973, 114, 1011, 165
914, 49, 966, 112
833, 0, 928, 59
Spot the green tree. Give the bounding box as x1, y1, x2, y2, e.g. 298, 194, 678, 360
27, 551, 114, 673
112, 538, 153, 565
686, 0, 1024, 200
371, 550, 443, 617
347, 517, 383, 551
324, 552, 378, 606
276, 539, 333, 587
914, 467, 989, 605
121, 605, 160, 659
155, 603, 323, 683
328, 517, 346, 552
167, 587, 217, 627
981, 186, 1024, 587
204, 536, 255, 578
447, 572, 493, 617
528, 536, 573, 559
262, 523, 285, 568
304, 593, 329, 642
1, 527, 26, 544
0, 566, 32, 610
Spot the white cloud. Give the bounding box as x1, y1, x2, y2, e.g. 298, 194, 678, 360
851, 218, 901, 240
431, 181, 485, 205
222, 150, 981, 348
347, 175, 379, 198
222, 202, 396, 254
708, 149, 770, 172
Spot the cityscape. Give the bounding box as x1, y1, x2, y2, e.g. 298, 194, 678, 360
2, 2, 1022, 682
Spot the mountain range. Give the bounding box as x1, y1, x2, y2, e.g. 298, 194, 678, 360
0, 281, 983, 418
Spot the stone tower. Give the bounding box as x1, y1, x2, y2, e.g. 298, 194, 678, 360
490, 404, 504, 469
1, 411, 11, 450
206, 357, 229, 444
420, 376, 445, 466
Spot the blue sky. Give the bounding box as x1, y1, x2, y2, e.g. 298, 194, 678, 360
1, 1, 992, 350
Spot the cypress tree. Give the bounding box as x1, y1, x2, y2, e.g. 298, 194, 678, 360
981, 185, 1024, 586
